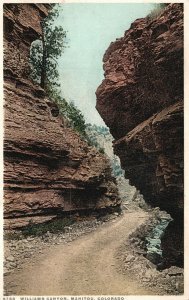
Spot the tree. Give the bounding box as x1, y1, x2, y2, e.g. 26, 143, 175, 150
30, 4, 67, 90
29, 5, 87, 138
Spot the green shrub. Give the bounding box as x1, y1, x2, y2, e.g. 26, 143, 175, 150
147, 3, 169, 23
21, 217, 74, 237
99, 147, 105, 154
4, 231, 22, 241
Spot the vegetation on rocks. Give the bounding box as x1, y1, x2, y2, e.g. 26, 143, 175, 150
48, 86, 87, 136
29, 5, 88, 137
147, 3, 169, 22
21, 218, 74, 237
4, 218, 74, 240
29, 5, 111, 148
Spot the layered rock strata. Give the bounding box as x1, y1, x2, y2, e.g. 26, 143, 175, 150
4, 4, 120, 229
96, 4, 183, 267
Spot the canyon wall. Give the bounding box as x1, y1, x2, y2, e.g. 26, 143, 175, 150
96, 4, 183, 267
4, 4, 120, 230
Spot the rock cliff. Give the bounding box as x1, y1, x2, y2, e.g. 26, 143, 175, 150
96, 4, 183, 267
4, 4, 120, 229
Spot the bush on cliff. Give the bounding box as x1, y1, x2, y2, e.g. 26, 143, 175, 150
47, 85, 87, 137
147, 3, 169, 22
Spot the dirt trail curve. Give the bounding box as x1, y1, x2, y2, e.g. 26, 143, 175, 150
5, 210, 156, 295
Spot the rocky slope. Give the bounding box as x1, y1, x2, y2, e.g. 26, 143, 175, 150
85, 124, 123, 176
3, 4, 120, 229
96, 4, 183, 267
86, 124, 138, 204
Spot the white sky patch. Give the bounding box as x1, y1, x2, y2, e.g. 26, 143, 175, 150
56, 3, 155, 125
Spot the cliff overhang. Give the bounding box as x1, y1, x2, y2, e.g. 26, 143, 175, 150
96, 3, 183, 267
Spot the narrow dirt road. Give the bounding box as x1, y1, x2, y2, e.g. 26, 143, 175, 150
5, 210, 155, 295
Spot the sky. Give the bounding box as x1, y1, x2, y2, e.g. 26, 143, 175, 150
56, 3, 155, 126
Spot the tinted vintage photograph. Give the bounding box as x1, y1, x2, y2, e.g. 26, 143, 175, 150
3, 1, 184, 296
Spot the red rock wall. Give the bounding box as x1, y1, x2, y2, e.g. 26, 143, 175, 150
4, 4, 120, 229
96, 4, 183, 267
96, 4, 183, 140
4, 4, 50, 79
96, 3, 183, 216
